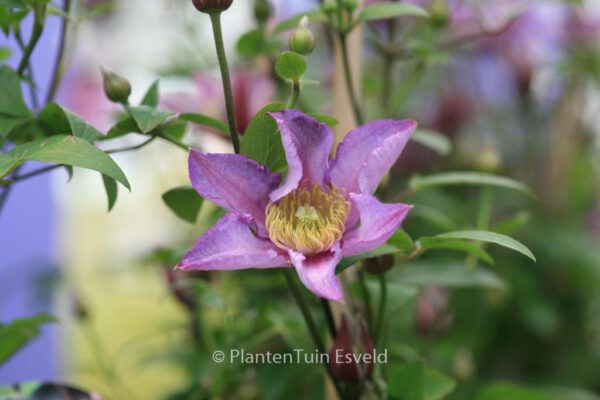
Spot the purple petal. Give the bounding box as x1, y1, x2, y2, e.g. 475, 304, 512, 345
178, 213, 289, 271
342, 193, 412, 257
288, 243, 343, 302
189, 151, 280, 234
268, 110, 334, 202
329, 119, 417, 194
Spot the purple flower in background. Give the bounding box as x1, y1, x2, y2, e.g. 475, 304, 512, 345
178, 110, 415, 301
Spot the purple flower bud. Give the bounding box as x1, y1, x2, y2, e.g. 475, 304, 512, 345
191, 0, 233, 13
328, 314, 374, 382
415, 287, 453, 336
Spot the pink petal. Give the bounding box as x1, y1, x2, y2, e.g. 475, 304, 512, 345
342, 193, 412, 257
329, 119, 417, 194
189, 151, 280, 234
178, 213, 288, 271
288, 243, 344, 302
268, 110, 334, 202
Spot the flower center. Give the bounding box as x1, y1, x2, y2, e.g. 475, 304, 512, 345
266, 184, 351, 255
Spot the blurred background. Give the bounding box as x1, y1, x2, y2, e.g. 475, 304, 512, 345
1, 0, 600, 399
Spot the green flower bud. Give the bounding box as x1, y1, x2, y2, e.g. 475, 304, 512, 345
321, 0, 337, 14
191, 0, 233, 13
100, 66, 131, 104
429, 0, 449, 27
289, 16, 315, 55
254, 0, 271, 23
343, 0, 358, 12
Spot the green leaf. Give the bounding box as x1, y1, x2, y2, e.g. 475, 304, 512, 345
240, 102, 287, 173
409, 172, 535, 198
337, 244, 400, 274
237, 29, 269, 57
434, 230, 536, 262
0, 314, 56, 364
141, 80, 159, 107
409, 205, 459, 231
0, 114, 27, 138
179, 113, 229, 135
8, 135, 130, 189
417, 237, 494, 265
102, 175, 118, 211
394, 262, 507, 291
477, 383, 559, 400
359, 3, 430, 22
126, 105, 173, 134
0, 66, 31, 119
388, 230, 416, 253
38, 103, 104, 141
162, 186, 203, 223
276, 51, 307, 81
411, 129, 452, 156
0, 153, 19, 179
106, 116, 142, 139
425, 369, 456, 400
273, 10, 327, 33
388, 361, 424, 400
492, 211, 531, 235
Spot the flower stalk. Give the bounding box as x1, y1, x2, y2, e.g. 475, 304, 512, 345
209, 12, 241, 154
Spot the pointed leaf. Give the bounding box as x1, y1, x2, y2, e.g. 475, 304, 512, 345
8, 135, 130, 189
126, 105, 173, 134
0, 65, 31, 118
240, 102, 287, 172
179, 113, 229, 134
409, 172, 535, 198
0, 314, 56, 364
162, 186, 203, 223
394, 262, 507, 291
434, 230, 536, 262
418, 237, 494, 265
38, 103, 104, 141
411, 129, 452, 156
141, 80, 159, 107
102, 175, 118, 211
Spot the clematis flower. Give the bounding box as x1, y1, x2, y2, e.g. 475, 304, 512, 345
177, 110, 415, 302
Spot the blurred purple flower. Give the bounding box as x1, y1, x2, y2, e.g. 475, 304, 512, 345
178, 111, 415, 301
328, 314, 374, 382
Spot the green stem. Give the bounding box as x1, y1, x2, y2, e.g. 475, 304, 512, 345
373, 274, 387, 346
282, 270, 344, 398
45, 0, 72, 104
17, 9, 45, 77
358, 270, 373, 329
286, 79, 301, 109
209, 12, 240, 154
339, 33, 364, 125
321, 298, 336, 339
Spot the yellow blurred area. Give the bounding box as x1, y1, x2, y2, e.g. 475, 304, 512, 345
55, 142, 199, 399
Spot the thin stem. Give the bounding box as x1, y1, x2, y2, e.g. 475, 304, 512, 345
358, 270, 373, 328
0, 166, 23, 219
17, 10, 45, 77
14, 29, 39, 109
321, 298, 336, 339
45, 0, 72, 104
282, 270, 344, 398
209, 12, 240, 154
286, 80, 301, 109
339, 33, 364, 125
373, 274, 387, 346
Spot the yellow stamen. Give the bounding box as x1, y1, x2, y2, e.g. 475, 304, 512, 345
266, 184, 351, 255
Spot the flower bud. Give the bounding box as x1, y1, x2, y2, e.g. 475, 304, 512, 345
343, 0, 358, 12
100, 66, 131, 104
289, 16, 315, 55
321, 0, 337, 14
429, 0, 449, 28
191, 0, 233, 13
253, 0, 271, 23
364, 254, 395, 275
414, 287, 453, 336
328, 314, 374, 383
